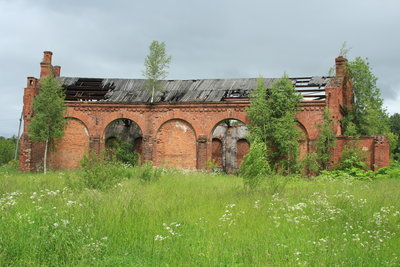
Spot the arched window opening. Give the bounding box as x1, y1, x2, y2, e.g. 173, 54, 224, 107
211, 119, 248, 173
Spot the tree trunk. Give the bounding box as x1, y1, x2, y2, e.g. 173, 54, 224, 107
151, 85, 155, 103
44, 138, 48, 174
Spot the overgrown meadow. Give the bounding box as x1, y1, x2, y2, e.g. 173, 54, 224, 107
1, 163, 400, 266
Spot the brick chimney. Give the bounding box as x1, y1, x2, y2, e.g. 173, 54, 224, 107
53, 65, 61, 77
40, 51, 53, 78
335, 56, 347, 77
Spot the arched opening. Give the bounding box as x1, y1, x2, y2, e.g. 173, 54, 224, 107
296, 122, 309, 160
211, 119, 249, 173
155, 119, 197, 169
104, 118, 143, 163
49, 117, 89, 170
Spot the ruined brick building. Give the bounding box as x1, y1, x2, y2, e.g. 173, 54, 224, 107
19, 52, 390, 172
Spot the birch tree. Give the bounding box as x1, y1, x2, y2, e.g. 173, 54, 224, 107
29, 75, 65, 173
142, 41, 172, 103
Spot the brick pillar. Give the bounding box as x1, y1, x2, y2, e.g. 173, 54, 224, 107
53, 66, 61, 77
19, 77, 39, 171
19, 135, 32, 171
373, 135, 390, 170
89, 135, 101, 153
142, 135, 154, 162
197, 135, 208, 169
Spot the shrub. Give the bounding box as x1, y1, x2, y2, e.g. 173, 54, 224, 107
302, 152, 321, 175
0, 160, 18, 175
114, 141, 140, 166
338, 143, 367, 171
80, 152, 133, 190
240, 140, 271, 189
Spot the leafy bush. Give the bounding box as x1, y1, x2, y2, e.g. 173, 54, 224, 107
240, 140, 271, 189
0, 160, 18, 175
114, 141, 140, 166
338, 141, 368, 171
374, 164, 400, 179
80, 152, 133, 190
302, 152, 321, 175
316, 164, 400, 181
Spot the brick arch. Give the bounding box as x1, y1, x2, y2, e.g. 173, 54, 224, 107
209, 117, 248, 138
296, 121, 309, 159
152, 114, 201, 138
98, 113, 146, 140
206, 114, 249, 139
103, 118, 144, 158
210, 118, 248, 173
49, 117, 90, 170
102, 117, 143, 140
63, 111, 91, 135
154, 119, 197, 169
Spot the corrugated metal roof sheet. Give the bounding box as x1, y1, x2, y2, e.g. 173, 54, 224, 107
58, 77, 330, 103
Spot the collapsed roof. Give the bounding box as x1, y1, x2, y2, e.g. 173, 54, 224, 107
58, 76, 330, 103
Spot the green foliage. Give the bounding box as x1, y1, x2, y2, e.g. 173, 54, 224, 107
345, 57, 390, 137
246, 75, 302, 174
315, 108, 336, 170
117, 144, 139, 166
318, 168, 375, 181
0, 136, 16, 166
389, 113, 400, 159
107, 139, 139, 166
136, 161, 162, 183
317, 162, 400, 181
338, 140, 368, 171
142, 40, 172, 102
80, 152, 132, 190
29, 75, 66, 143
239, 140, 271, 189
29, 75, 66, 173
205, 158, 219, 172
0, 160, 18, 175
302, 152, 320, 175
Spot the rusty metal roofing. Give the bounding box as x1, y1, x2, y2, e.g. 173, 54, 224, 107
58, 76, 330, 103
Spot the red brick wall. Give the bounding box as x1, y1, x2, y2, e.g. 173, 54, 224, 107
19, 52, 390, 171
211, 138, 223, 168
154, 119, 197, 168
49, 118, 90, 170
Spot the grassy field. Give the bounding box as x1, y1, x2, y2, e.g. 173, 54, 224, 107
0, 166, 399, 266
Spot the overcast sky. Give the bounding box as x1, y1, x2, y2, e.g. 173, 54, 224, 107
1, 0, 399, 137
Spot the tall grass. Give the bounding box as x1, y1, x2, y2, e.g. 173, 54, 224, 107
0, 166, 399, 266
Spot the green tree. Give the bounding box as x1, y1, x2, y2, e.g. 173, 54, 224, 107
346, 57, 390, 136
246, 75, 302, 174
315, 108, 336, 170
142, 40, 172, 103
0, 136, 15, 166
389, 113, 400, 158
29, 75, 66, 173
